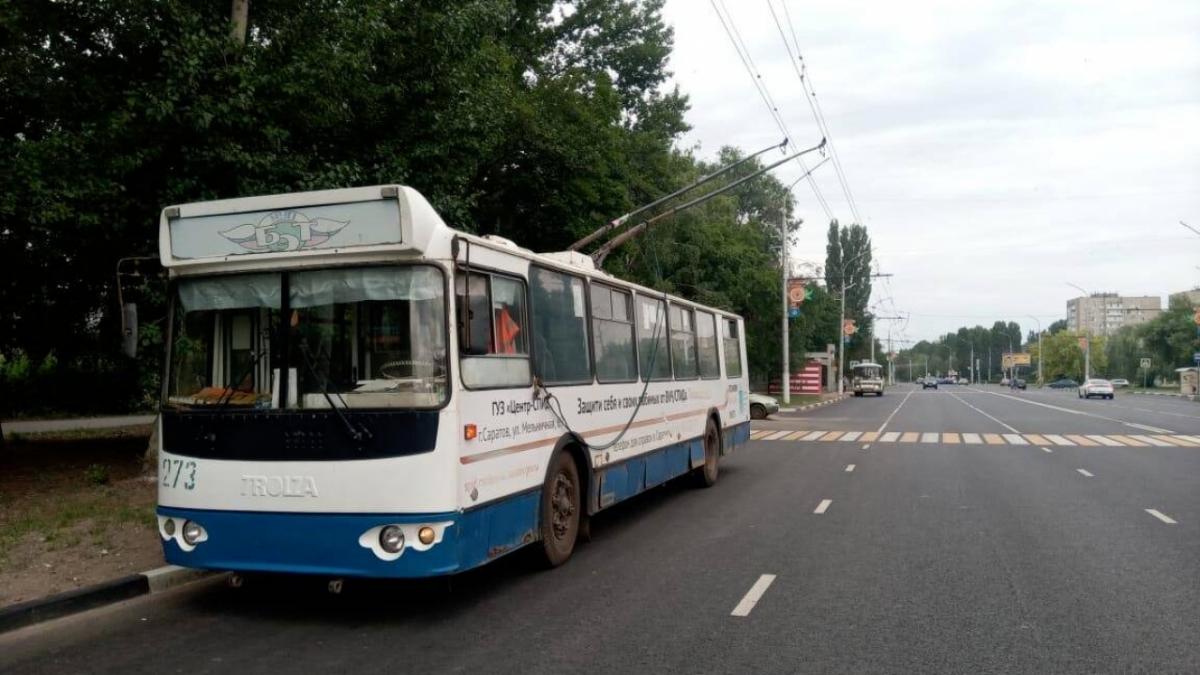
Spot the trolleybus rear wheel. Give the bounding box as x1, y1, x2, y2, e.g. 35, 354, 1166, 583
538, 451, 580, 567
693, 418, 721, 488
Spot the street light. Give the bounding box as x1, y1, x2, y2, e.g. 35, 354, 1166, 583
1066, 282, 1093, 379
1027, 315, 1043, 385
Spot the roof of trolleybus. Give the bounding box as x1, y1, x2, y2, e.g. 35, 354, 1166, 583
158, 184, 743, 321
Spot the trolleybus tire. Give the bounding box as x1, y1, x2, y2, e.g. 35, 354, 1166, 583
692, 418, 721, 488
537, 451, 581, 568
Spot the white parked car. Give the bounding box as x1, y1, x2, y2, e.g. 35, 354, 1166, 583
1110, 378, 1130, 388
1079, 379, 1114, 400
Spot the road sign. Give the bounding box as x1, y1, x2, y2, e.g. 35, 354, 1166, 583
842, 319, 856, 336
1078, 336, 1089, 351
787, 279, 806, 309
1193, 308, 1200, 325
1140, 357, 1151, 369
788, 307, 801, 319
1193, 352, 1200, 366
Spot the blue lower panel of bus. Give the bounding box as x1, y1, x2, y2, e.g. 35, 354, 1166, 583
159, 421, 751, 578
158, 491, 540, 579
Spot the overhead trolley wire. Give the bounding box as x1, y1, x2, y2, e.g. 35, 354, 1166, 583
709, 0, 835, 222
769, 0, 864, 226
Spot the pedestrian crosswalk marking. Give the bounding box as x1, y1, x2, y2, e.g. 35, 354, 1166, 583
747, 429, 1200, 449
1109, 434, 1145, 447
1132, 435, 1172, 447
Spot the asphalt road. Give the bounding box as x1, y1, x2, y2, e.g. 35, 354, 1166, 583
3, 385, 1197, 673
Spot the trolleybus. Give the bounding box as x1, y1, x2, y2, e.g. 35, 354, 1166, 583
154, 185, 751, 578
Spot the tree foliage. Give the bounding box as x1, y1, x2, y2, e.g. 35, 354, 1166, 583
0, 0, 813, 411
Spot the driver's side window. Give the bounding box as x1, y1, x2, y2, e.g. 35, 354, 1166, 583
455, 271, 531, 388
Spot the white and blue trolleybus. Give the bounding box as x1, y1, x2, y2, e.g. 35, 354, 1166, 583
155, 185, 751, 577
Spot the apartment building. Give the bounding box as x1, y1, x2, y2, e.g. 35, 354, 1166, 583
1066, 293, 1161, 336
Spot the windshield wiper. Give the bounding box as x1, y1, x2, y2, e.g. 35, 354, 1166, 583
215, 348, 267, 412
297, 340, 373, 443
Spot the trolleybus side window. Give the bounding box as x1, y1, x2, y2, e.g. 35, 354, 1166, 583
722, 318, 742, 378
637, 294, 672, 381
669, 303, 699, 380
696, 310, 720, 379
455, 271, 531, 388
529, 266, 591, 385
591, 283, 637, 383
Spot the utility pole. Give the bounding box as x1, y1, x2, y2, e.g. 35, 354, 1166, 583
1028, 315, 1043, 385
836, 268, 892, 395
780, 210, 791, 405
970, 344, 974, 383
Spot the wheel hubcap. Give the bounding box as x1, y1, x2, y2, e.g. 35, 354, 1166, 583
551, 472, 575, 540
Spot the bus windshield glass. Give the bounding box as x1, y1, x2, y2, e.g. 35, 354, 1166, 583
166, 266, 447, 409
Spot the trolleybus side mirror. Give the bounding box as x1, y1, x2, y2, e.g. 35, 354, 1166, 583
121, 303, 138, 358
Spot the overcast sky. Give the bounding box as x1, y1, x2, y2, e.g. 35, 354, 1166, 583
661, 0, 1200, 347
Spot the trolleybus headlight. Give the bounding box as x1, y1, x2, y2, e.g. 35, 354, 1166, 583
418, 526, 435, 545
163, 518, 176, 536
181, 520, 204, 546
379, 525, 405, 553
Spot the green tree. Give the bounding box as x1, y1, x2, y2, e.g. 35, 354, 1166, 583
0, 0, 696, 412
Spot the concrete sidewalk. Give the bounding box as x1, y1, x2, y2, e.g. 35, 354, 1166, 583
1, 415, 155, 438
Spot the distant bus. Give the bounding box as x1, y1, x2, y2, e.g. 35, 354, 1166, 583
153, 185, 751, 578
851, 362, 884, 396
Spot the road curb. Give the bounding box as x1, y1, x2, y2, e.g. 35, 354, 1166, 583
0, 565, 214, 634
792, 393, 850, 413
1130, 390, 1197, 401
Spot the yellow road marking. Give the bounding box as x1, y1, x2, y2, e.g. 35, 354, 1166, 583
943, 433, 960, 444
983, 433, 1005, 445
859, 431, 880, 442
1108, 435, 1147, 447
1023, 434, 1049, 445
1155, 435, 1193, 446
900, 432, 919, 443
1065, 434, 1097, 446
820, 431, 844, 441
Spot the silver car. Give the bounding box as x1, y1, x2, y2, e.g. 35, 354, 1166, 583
1079, 379, 1114, 400
749, 393, 780, 419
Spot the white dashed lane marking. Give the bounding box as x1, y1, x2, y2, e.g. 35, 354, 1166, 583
1076, 469, 1094, 478
814, 499, 833, 514
731, 574, 777, 617
1145, 509, 1178, 524
845, 464, 856, 472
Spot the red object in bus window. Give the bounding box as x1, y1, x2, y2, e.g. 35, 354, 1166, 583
495, 306, 521, 354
